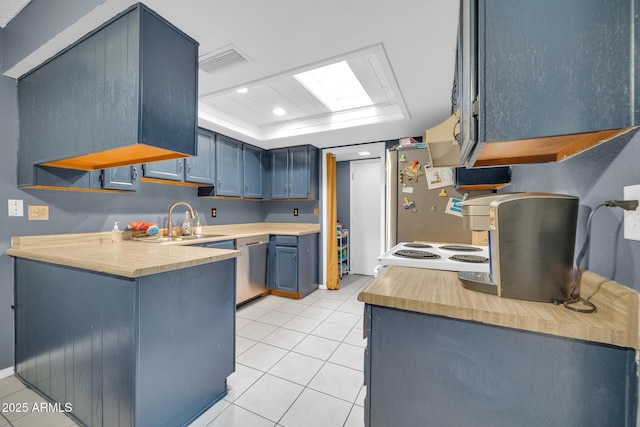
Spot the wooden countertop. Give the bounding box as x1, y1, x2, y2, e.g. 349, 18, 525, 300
358, 266, 640, 350
7, 222, 320, 278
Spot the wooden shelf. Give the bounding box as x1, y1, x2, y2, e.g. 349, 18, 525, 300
473, 127, 638, 167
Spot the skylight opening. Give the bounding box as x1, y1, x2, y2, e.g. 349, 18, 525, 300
294, 61, 373, 112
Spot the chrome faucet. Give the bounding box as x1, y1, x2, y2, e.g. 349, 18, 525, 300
167, 201, 195, 237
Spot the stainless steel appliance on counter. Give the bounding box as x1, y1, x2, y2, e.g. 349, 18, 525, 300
458, 193, 579, 303
236, 235, 269, 305
375, 241, 490, 277
386, 148, 473, 248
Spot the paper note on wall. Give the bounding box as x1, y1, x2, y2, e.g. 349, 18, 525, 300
402, 186, 414, 194
425, 167, 453, 189
445, 198, 463, 217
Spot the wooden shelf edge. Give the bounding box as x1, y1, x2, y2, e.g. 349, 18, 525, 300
457, 183, 510, 191
474, 126, 639, 167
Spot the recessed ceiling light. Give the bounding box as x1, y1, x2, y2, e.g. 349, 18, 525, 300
273, 107, 286, 116
236, 87, 248, 94
357, 151, 371, 156
294, 61, 373, 112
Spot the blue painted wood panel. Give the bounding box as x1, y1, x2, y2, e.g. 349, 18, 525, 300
364, 304, 637, 427
271, 148, 289, 199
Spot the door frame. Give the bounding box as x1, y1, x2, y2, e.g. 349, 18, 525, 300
320, 142, 386, 287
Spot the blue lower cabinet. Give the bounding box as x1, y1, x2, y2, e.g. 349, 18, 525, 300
268, 234, 318, 297
14, 258, 235, 427
364, 304, 637, 427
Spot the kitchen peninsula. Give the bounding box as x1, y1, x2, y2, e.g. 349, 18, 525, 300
359, 267, 640, 427
6, 222, 319, 426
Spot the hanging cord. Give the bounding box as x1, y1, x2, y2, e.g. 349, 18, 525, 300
563, 204, 604, 313
563, 199, 639, 313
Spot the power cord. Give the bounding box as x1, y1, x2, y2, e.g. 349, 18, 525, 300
563, 199, 639, 313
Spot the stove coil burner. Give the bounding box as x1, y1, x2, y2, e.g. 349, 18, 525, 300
439, 245, 483, 252
403, 243, 433, 249
449, 255, 489, 264
393, 250, 441, 259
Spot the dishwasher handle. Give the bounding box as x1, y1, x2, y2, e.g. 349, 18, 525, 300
236, 235, 270, 249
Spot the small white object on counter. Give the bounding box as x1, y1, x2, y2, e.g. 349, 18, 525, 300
111, 222, 121, 243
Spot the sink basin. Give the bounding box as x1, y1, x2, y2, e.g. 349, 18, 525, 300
133, 234, 227, 243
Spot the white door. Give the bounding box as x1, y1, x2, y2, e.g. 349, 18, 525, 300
350, 159, 383, 275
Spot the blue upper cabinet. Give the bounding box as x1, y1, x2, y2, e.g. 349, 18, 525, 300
143, 128, 215, 185
458, 0, 638, 166
243, 145, 263, 198
270, 149, 290, 199
143, 159, 184, 182
215, 134, 244, 197
17, 4, 198, 188
101, 166, 140, 191
270, 146, 319, 199
186, 131, 215, 185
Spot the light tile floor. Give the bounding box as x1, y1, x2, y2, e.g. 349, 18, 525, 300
0, 274, 371, 427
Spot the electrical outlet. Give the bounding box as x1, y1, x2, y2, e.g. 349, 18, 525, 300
313, 208, 319, 216
623, 184, 640, 241
293, 208, 299, 217
28, 205, 49, 220
211, 208, 217, 218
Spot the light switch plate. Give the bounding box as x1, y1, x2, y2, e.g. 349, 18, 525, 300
8, 199, 23, 217
623, 184, 640, 241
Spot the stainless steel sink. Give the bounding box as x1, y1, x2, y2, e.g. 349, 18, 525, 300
133, 234, 227, 243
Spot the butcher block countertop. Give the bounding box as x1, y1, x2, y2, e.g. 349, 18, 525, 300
7, 222, 319, 278
358, 266, 640, 350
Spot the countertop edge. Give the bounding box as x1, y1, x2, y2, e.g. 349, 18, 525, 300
358, 266, 640, 350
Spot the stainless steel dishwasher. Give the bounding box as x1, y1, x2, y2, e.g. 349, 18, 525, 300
236, 235, 269, 305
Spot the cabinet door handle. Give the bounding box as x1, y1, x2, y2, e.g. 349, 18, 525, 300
245, 182, 248, 190
217, 178, 221, 187
289, 184, 292, 190
186, 160, 191, 174
178, 160, 183, 173
131, 167, 138, 180
293, 254, 297, 263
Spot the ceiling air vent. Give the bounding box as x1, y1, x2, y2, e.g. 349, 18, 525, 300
199, 46, 248, 73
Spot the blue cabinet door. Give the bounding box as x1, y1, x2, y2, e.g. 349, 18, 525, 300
215, 135, 243, 197
243, 145, 263, 198
186, 131, 215, 184
102, 165, 140, 191
274, 246, 298, 293
271, 148, 289, 199
288, 146, 310, 199
143, 159, 183, 181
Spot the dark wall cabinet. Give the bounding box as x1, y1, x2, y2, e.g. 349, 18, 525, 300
458, 0, 639, 165
270, 146, 319, 199
18, 3, 198, 187
268, 234, 318, 298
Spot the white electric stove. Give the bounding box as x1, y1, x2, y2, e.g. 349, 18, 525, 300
374, 242, 490, 277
